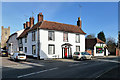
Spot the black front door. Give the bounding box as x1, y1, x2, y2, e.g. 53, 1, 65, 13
104, 48, 106, 56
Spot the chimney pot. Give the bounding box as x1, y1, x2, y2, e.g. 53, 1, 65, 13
38, 13, 43, 22
23, 23, 26, 29
29, 17, 34, 27
26, 21, 30, 28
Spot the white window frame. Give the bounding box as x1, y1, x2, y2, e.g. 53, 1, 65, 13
63, 32, 68, 42
19, 39, 22, 44
32, 31, 36, 41
48, 44, 55, 55
76, 46, 80, 52
48, 31, 55, 41
76, 34, 80, 43
32, 45, 36, 55
25, 47, 27, 53
25, 35, 27, 43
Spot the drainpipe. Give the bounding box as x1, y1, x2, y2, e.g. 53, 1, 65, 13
37, 27, 40, 60
11, 43, 13, 53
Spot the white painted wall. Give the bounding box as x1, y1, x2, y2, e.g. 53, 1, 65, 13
22, 30, 38, 57
7, 30, 24, 54
39, 29, 85, 59
94, 43, 108, 56
23, 29, 85, 59
7, 34, 18, 53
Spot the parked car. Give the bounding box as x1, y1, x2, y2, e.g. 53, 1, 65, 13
1, 50, 8, 57
73, 52, 92, 60
10, 52, 26, 61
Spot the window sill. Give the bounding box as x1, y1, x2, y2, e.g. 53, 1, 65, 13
63, 41, 68, 42
48, 40, 55, 41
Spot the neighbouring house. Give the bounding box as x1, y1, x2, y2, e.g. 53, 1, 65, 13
17, 13, 86, 59
6, 29, 24, 54
85, 38, 109, 56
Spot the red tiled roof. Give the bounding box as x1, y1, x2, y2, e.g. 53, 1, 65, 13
17, 27, 30, 39
85, 38, 105, 50
39, 21, 86, 34
96, 38, 105, 44
18, 20, 86, 39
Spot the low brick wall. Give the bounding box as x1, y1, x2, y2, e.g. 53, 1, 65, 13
86, 50, 92, 55
116, 48, 120, 56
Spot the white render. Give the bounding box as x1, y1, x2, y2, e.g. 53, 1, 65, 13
22, 29, 85, 59
94, 43, 108, 56
7, 29, 24, 54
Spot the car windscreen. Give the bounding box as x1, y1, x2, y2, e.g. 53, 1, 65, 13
74, 52, 80, 55
81, 52, 85, 55
18, 54, 25, 56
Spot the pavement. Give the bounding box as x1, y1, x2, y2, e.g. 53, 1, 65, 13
1, 55, 120, 79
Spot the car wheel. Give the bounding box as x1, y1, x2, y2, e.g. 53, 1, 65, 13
90, 57, 92, 60
14, 58, 17, 62
80, 57, 83, 61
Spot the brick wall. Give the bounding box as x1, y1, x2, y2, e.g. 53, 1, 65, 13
116, 48, 120, 56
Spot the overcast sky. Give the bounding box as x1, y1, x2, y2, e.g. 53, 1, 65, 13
1, 2, 118, 42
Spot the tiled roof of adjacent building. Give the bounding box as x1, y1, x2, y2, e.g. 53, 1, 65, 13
17, 27, 30, 39
17, 20, 86, 39
6, 29, 24, 42
85, 38, 105, 50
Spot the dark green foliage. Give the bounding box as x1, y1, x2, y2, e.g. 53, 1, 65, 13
97, 31, 106, 42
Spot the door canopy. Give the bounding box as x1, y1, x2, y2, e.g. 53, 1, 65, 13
61, 43, 72, 48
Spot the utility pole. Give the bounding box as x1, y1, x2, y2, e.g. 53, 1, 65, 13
11, 43, 13, 53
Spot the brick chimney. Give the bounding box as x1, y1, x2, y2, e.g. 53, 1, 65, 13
23, 23, 26, 29
26, 21, 30, 28
77, 17, 82, 28
29, 17, 34, 27
38, 13, 43, 22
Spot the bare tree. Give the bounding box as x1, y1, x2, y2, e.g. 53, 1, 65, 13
106, 37, 116, 55
86, 33, 95, 39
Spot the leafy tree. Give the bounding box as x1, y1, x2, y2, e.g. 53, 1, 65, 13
86, 34, 95, 39
97, 31, 106, 42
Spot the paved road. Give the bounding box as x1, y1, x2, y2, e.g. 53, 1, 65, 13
1, 56, 120, 79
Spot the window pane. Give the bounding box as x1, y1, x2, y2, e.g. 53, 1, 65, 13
76, 46, 80, 52
32, 45, 36, 55
63, 33, 68, 41
76, 34, 80, 43
48, 45, 55, 55
48, 31, 54, 41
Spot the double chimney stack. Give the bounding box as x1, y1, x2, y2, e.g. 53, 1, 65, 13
23, 12, 43, 29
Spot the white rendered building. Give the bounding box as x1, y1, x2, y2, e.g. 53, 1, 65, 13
17, 13, 86, 59
6, 29, 24, 54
